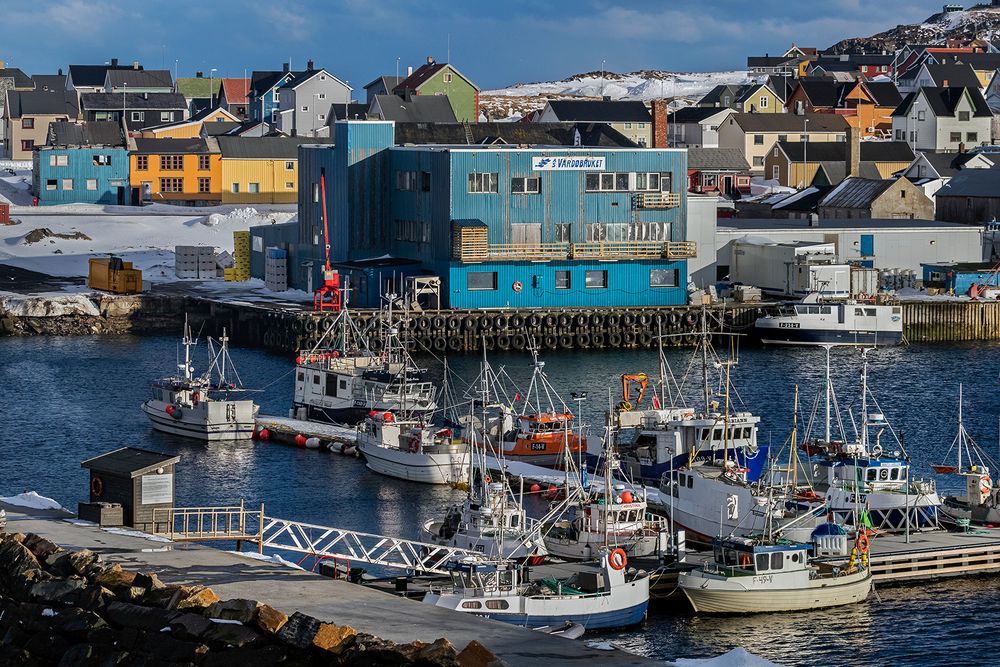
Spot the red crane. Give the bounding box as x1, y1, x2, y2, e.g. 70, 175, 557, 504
968, 263, 1000, 300
313, 168, 342, 312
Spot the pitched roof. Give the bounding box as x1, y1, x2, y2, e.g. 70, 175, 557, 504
767, 75, 797, 102
729, 112, 849, 132
917, 150, 994, 177
669, 106, 731, 123
394, 61, 478, 94
333, 103, 369, 120
699, 84, 742, 105
777, 141, 914, 163
687, 148, 750, 171
220, 78, 250, 105
106, 69, 173, 89
771, 185, 833, 211
936, 168, 1000, 197
922, 63, 982, 89
176, 77, 217, 99
892, 87, 992, 118
132, 137, 214, 154
32, 74, 66, 92
202, 121, 242, 136
80, 92, 187, 110
5, 90, 79, 118
217, 135, 332, 159
819, 177, 895, 209
795, 79, 850, 107
364, 75, 402, 91
277, 69, 350, 91
68, 63, 139, 88
81, 447, 179, 477
393, 122, 637, 147
935, 52, 1000, 71
373, 94, 457, 123
863, 81, 903, 107
250, 70, 301, 97
0, 67, 33, 89
747, 56, 798, 68
544, 99, 651, 123
46, 121, 124, 147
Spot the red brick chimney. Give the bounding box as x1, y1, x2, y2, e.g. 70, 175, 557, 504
651, 99, 669, 148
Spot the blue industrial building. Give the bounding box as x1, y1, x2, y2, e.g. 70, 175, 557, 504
32, 122, 129, 206
250, 121, 694, 308
922, 262, 1000, 296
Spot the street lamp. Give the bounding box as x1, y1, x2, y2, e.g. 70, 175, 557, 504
312, 92, 321, 136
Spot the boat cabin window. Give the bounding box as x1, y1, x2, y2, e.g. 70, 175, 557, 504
340, 379, 348, 390
508, 515, 520, 528
687, 475, 694, 489
867, 469, 877, 481
461, 601, 482, 609
855, 308, 864, 316
755, 553, 769, 571
821, 306, 832, 314
790, 552, 800, 563
498, 570, 514, 590
770, 552, 783, 570
486, 600, 509, 609
297, 372, 304, 382
678, 473, 686, 486
313, 375, 320, 385
890, 468, 899, 480
865, 308, 876, 316
325, 375, 338, 397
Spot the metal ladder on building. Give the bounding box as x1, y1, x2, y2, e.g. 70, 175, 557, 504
153, 503, 480, 575
462, 121, 474, 145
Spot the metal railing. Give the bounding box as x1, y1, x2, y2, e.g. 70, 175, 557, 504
633, 192, 681, 209
455, 240, 697, 262
152, 501, 263, 542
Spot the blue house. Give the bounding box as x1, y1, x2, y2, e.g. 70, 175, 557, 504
252, 121, 695, 308
248, 66, 297, 124
32, 121, 129, 205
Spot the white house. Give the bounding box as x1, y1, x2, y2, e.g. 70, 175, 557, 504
667, 107, 733, 148
891, 87, 992, 152
275, 65, 352, 138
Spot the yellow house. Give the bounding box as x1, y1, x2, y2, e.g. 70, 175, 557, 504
217, 136, 331, 204
732, 83, 784, 114
129, 136, 221, 204
718, 112, 849, 174
140, 107, 240, 139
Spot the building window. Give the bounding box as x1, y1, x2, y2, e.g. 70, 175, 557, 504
468, 172, 498, 193
421, 171, 431, 192
703, 174, 718, 187
753, 134, 764, 145
772, 165, 780, 180
92, 155, 111, 166
49, 154, 69, 167
585, 270, 608, 289
285, 161, 295, 170
160, 177, 183, 192
45, 179, 57, 190
198, 155, 210, 171
759, 96, 768, 108
958, 111, 970, 122
444, 73, 453, 83
22, 118, 34, 129
967, 132, 978, 142
248, 182, 260, 193
753, 156, 764, 167
301, 105, 308, 112
650, 269, 678, 288
161, 155, 184, 170
62, 178, 73, 190
511, 176, 540, 194
634, 173, 660, 191
396, 170, 419, 191
950, 132, 962, 143
160, 112, 172, 122
555, 223, 572, 243
318, 93, 326, 99
136, 155, 148, 170
198, 177, 210, 193
312, 183, 319, 201
624, 122, 632, 129
555, 270, 571, 290
131, 111, 143, 122
232, 182, 240, 193
20, 140, 34, 151
895, 129, 904, 141
917, 110, 926, 121
467, 271, 497, 291
285, 181, 294, 189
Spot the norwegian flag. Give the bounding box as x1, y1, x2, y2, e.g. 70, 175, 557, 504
514, 392, 521, 402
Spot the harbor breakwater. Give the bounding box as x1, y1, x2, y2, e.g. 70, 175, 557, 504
0, 530, 499, 666
4, 291, 1000, 349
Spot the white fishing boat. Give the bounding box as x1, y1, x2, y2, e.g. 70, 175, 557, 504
141, 322, 258, 441
292, 300, 436, 424
678, 532, 872, 614
357, 414, 470, 485
423, 548, 649, 631
755, 294, 903, 347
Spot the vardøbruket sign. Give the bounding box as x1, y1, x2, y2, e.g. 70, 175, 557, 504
531, 156, 606, 171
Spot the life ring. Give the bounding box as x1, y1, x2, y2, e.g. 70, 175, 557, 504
408, 439, 420, 454
512, 281, 523, 293
191, 391, 200, 404
609, 548, 628, 571
981, 475, 993, 497
871, 444, 883, 458
856, 532, 870, 554
91, 476, 104, 498
484, 475, 492, 484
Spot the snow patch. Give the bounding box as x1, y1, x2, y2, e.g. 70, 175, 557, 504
0, 293, 100, 317
669, 648, 779, 667
101, 527, 173, 543
41, 609, 56, 618
0, 491, 66, 511
226, 550, 306, 570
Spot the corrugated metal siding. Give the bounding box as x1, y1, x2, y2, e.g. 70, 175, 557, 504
442, 259, 688, 309
221, 158, 297, 204
36, 148, 129, 205
333, 122, 393, 261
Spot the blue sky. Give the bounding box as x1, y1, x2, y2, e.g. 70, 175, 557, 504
5, 0, 937, 90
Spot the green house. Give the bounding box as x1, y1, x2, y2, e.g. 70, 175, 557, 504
394, 58, 480, 122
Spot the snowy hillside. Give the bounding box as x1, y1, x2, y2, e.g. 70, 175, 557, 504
480, 70, 749, 120
830, 4, 1000, 53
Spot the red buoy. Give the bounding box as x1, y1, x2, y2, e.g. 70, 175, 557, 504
383, 412, 394, 423
258, 428, 270, 441
295, 356, 303, 365
530, 483, 541, 493
621, 491, 635, 504
165, 405, 175, 416
368, 410, 378, 419
294, 434, 307, 447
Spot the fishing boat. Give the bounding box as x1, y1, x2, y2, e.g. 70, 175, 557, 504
292, 300, 436, 425
542, 421, 670, 560
141, 321, 258, 441
933, 385, 1000, 527
678, 530, 872, 614
755, 294, 903, 347
422, 548, 649, 631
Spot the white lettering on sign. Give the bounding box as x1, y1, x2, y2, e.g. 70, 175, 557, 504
531, 156, 606, 171
141, 473, 173, 505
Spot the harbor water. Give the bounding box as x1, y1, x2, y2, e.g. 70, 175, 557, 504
2, 334, 999, 666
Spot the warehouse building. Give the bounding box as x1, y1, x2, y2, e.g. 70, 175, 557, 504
250, 120, 695, 308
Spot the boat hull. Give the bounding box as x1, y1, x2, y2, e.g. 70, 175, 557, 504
141, 401, 256, 442
545, 534, 663, 561
757, 328, 902, 347
471, 600, 648, 631
359, 442, 470, 485
680, 570, 871, 614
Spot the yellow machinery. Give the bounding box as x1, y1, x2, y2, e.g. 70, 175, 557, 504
88, 256, 143, 294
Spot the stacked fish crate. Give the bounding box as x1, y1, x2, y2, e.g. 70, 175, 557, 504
225, 231, 251, 281
264, 247, 288, 292
174, 246, 217, 279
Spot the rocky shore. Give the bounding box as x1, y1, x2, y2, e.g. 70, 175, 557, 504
0, 531, 502, 666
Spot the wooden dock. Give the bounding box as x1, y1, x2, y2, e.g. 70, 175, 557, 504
865, 528, 1000, 582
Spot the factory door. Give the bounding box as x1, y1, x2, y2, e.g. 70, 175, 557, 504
860, 234, 874, 258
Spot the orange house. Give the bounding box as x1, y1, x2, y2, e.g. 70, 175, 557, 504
840, 81, 902, 138
129, 137, 221, 205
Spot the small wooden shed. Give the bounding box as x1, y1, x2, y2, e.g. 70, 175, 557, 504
81, 448, 180, 532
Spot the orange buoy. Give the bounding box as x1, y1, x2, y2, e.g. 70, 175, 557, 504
258, 428, 270, 441
530, 483, 541, 493
294, 434, 307, 447
621, 491, 634, 503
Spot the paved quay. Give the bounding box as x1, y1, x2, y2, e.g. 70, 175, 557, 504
1, 502, 656, 666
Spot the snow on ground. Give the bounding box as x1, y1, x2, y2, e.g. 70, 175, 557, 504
0, 163, 34, 206
0, 208, 294, 284
485, 70, 748, 101
0, 292, 100, 316
226, 550, 305, 570
0, 491, 66, 511
669, 648, 779, 667
101, 527, 173, 543
192, 277, 313, 303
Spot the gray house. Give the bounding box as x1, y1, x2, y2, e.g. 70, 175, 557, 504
275, 64, 351, 137
891, 86, 992, 152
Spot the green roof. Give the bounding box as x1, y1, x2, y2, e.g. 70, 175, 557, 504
176, 77, 217, 98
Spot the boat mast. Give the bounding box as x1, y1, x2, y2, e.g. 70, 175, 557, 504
181, 315, 194, 382
860, 349, 870, 452
701, 306, 711, 414
824, 344, 832, 444
958, 383, 964, 472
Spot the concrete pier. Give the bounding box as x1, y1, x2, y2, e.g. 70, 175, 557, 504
1, 502, 653, 666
